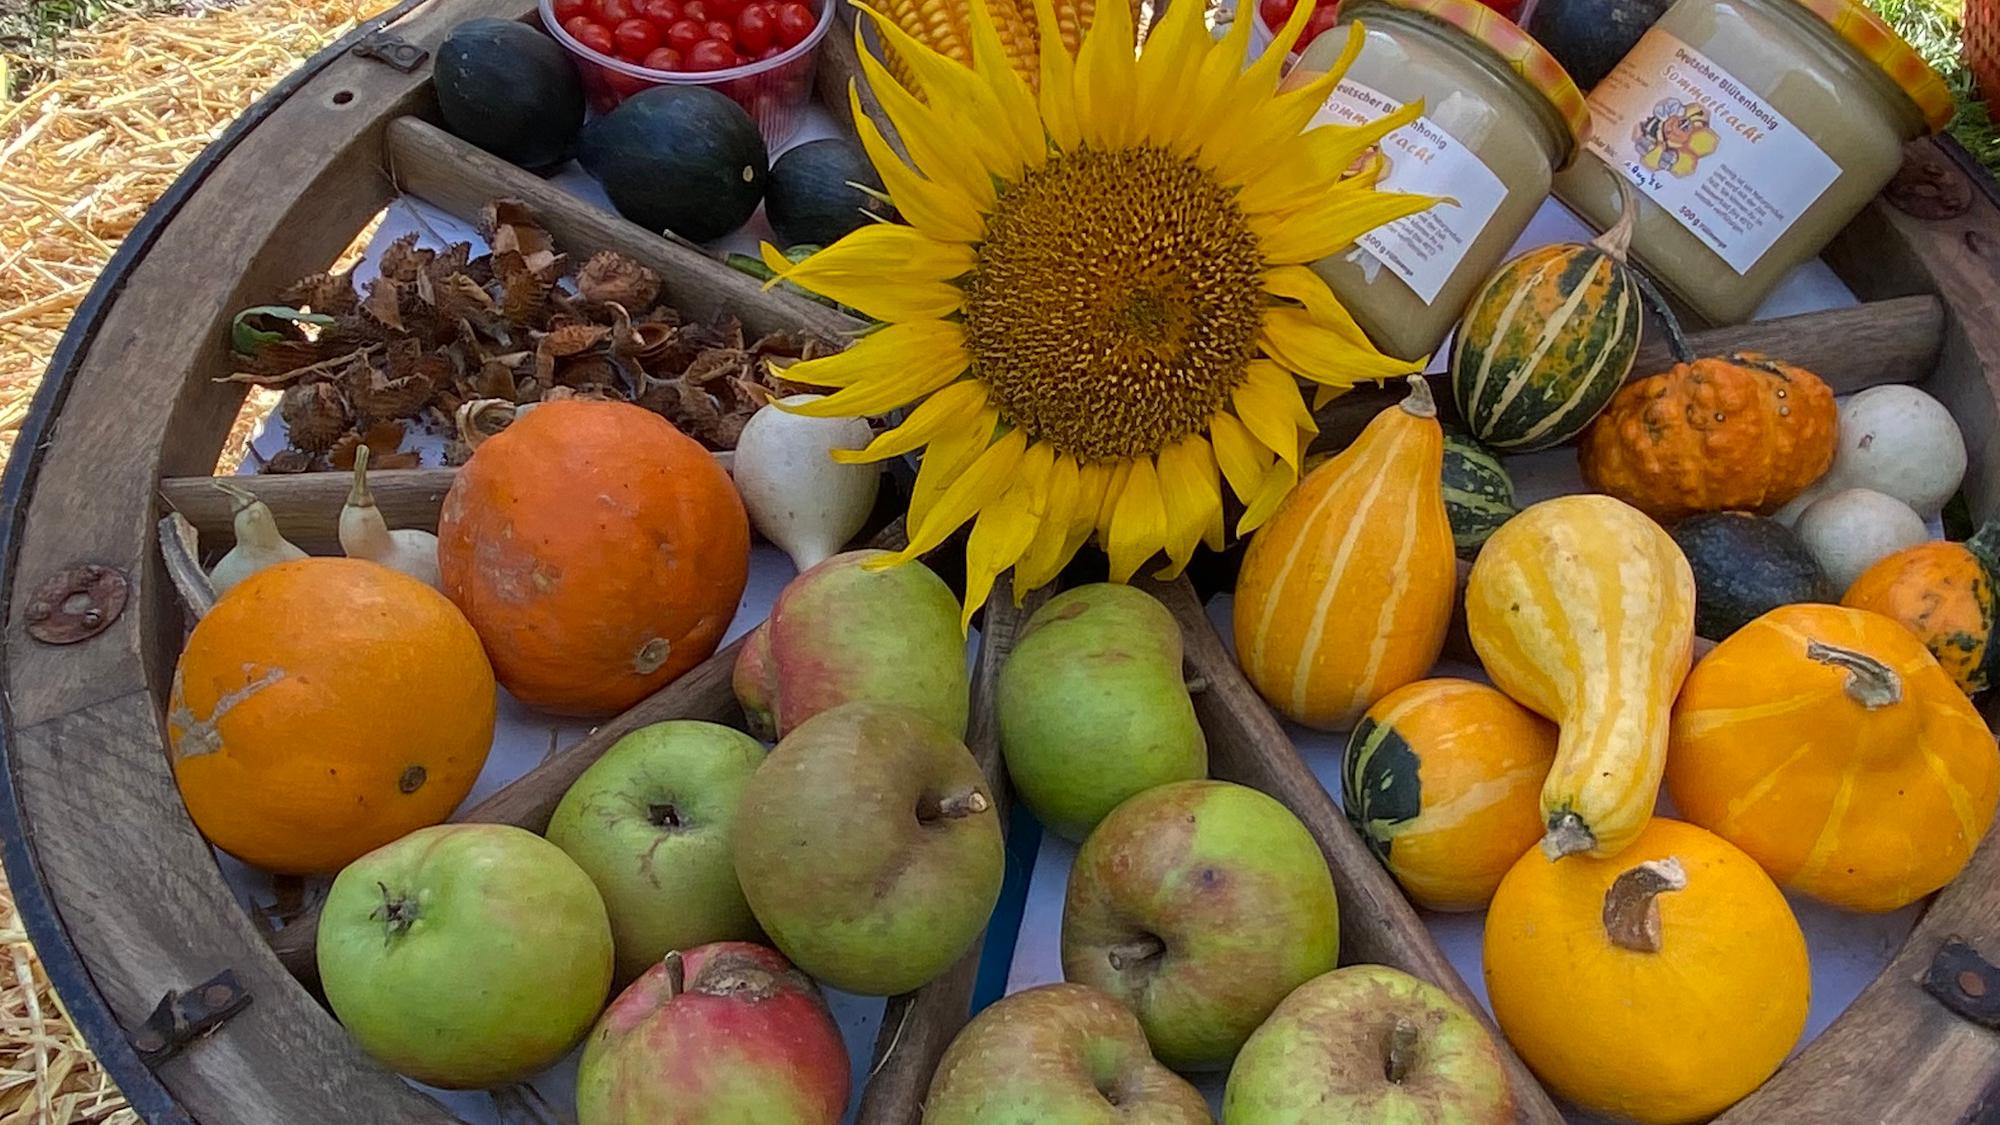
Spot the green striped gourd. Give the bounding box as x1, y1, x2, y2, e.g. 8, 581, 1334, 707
1442, 432, 1516, 558
1450, 181, 1643, 451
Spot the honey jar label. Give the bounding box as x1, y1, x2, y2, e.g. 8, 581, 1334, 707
1582, 28, 1840, 275
1308, 79, 1508, 305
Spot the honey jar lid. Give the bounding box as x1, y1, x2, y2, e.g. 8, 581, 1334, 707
1351, 0, 1591, 154
1791, 0, 1954, 132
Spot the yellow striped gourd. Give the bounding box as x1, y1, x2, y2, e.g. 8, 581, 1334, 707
1234, 377, 1456, 731
1450, 181, 1642, 451
1466, 494, 1696, 860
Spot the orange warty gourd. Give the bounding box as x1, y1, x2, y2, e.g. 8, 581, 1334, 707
1841, 521, 2000, 697
1578, 350, 1838, 523
438, 400, 750, 716
1484, 817, 1809, 1125
1667, 603, 2000, 912
1234, 377, 1456, 730
169, 557, 497, 875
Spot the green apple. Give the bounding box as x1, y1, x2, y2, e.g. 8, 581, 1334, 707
733, 701, 1003, 995
317, 823, 613, 1087
1223, 965, 1513, 1124
999, 584, 1207, 841
926, 982, 1211, 1124
545, 720, 766, 981
1061, 779, 1339, 1073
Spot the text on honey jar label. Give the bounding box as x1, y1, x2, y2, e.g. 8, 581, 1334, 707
1309, 79, 1507, 306
1583, 29, 1840, 274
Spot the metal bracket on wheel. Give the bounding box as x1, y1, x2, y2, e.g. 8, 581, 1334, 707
129, 970, 251, 1066
1923, 937, 2000, 1029
351, 32, 428, 73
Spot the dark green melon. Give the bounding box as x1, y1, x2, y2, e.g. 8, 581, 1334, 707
1671, 512, 1835, 639
1527, 0, 1675, 89
433, 18, 585, 171
1341, 712, 1423, 866
766, 138, 893, 249
1449, 234, 1643, 451
579, 86, 768, 243
1442, 432, 1517, 558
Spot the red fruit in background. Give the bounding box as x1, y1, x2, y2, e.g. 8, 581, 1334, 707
735, 5, 772, 52
640, 0, 682, 23
755, 44, 782, 61
566, 16, 617, 54
686, 37, 738, 69
575, 943, 849, 1124
705, 0, 743, 19
774, 1, 813, 46
664, 17, 705, 49
683, 0, 710, 19
605, 70, 653, 97
596, 0, 638, 22
554, 0, 591, 23
613, 17, 663, 57
642, 45, 684, 69
705, 19, 735, 43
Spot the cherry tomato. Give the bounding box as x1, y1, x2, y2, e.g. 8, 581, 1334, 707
772, 1, 814, 46
565, 15, 616, 53
553, 0, 591, 23
704, 0, 741, 19
756, 44, 782, 60
703, 18, 735, 43
665, 17, 706, 49
686, 37, 737, 69
640, 0, 682, 22
642, 44, 684, 68
1257, 0, 1288, 28
683, 0, 710, 20
596, 0, 638, 22
605, 70, 652, 97
734, 4, 773, 52
613, 17, 663, 56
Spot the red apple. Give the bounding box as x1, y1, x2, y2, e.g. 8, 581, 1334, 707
575, 941, 850, 1124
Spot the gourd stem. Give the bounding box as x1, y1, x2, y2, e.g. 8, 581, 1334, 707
1805, 639, 1903, 709
1541, 811, 1596, 860
1590, 176, 1638, 264
1631, 270, 1696, 366
1602, 857, 1687, 953
1384, 1017, 1420, 1084
214, 479, 258, 516
349, 444, 375, 509
661, 949, 685, 1001
1399, 375, 1438, 419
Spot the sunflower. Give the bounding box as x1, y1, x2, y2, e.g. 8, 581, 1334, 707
759, 0, 1437, 623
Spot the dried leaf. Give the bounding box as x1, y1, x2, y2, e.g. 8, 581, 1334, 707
278, 269, 360, 316
328, 420, 409, 469
260, 449, 323, 474
361, 278, 406, 333
376, 232, 428, 283
280, 382, 352, 452
556, 355, 619, 389
577, 252, 662, 309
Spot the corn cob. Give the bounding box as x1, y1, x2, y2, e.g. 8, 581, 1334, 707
873, 0, 1143, 97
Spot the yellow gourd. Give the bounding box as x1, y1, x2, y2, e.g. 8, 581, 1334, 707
1484, 817, 1809, 1124
1467, 494, 1695, 859
1234, 377, 1456, 730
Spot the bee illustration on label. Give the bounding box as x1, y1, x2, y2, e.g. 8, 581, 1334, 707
1632, 98, 1720, 177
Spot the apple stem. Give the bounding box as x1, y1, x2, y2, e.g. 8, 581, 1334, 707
1385, 1017, 1420, 1084
1603, 857, 1688, 953
369, 882, 416, 939
922, 788, 990, 822
1106, 934, 1166, 973
662, 949, 686, 1001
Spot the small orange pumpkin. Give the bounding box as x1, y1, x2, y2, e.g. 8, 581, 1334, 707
1668, 603, 2000, 911
1578, 344, 1837, 523
438, 401, 750, 716
169, 557, 496, 874
1484, 817, 1809, 1125
1842, 521, 2000, 696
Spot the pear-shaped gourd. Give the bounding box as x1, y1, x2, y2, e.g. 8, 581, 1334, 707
731, 395, 879, 571
340, 445, 441, 589
208, 481, 307, 597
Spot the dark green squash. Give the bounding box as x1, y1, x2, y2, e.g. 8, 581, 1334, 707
1526, 0, 1675, 89
1442, 432, 1517, 558
579, 86, 768, 243
766, 138, 893, 249
1670, 512, 1834, 639
433, 19, 585, 171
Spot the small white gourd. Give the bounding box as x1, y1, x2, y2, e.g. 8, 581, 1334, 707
339, 445, 442, 589
731, 394, 880, 571
1777, 385, 1967, 524
1794, 487, 1930, 593
208, 481, 307, 597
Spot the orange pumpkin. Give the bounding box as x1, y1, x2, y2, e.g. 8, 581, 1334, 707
438, 401, 750, 716
1578, 351, 1837, 523
1841, 522, 2000, 696
1668, 603, 2000, 911
1234, 377, 1456, 729
169, 557, 496, 874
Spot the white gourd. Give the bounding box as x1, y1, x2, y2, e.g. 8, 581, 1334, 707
731, 395, 880, 571
339, 445, 442, 589
1794, 487, 1930, 593
1777, 385, 1967, 524
208, 482, 307, 596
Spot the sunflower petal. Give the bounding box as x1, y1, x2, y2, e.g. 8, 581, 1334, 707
1263, 263, 1373, 350
1165, 6, 1255, 156
780, 321, 968, 413
960, 440, 1052, 628
1208, 411, 1273, 505
1065, 460, 1110, 559
1154, 436, 1219, 578
909, 408, 1000, 531
966, 0, 1046, 172
759, 227, 971, 320
893, 426, 1030, 562
1313, 382, 1350, 410
1238, 459, 1298, 535
1132, 0, 1208, 146
1095, 459, 1132, 536
1030, 0, 1081, 152
1234, 98, 1425, 214
1106, 456, 1167, 582
1233, 364, 1313, 470
850, 18, 1000, 209
1015, 452, 1081, 592
848, 83, 987, 243
831, 380, 989, 464
1253, 186, 1442, 265
1071, 0, 1138, 149
1261, 307, 1426, 384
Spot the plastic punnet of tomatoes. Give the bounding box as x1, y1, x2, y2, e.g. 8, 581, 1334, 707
1251, 0, 1522, 57
542, 0, 830, 142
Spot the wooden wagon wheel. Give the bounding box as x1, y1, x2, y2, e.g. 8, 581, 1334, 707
8, 0, 2000, 1119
